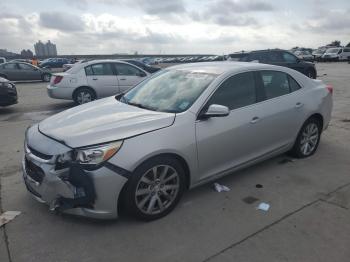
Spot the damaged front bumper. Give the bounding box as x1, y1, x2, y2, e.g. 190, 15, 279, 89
22, 126, 129, 219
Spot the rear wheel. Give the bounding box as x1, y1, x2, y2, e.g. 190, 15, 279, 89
123, 156, 186, 221
290, 118, 321, 158
73, 87, 96, 105
306, 69, 316, 79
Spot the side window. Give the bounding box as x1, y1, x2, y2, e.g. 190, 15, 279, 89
260, 71, 290, 99
268, 52, 283, 62
3, 63, 18, 70
288, 75, 302, 92
115, 63, 142, 76
18, 63, 34, 70
343, 48, 350, 52
85, 63, 114, 76
282, 52, 297, 63
207, 72, 256, 110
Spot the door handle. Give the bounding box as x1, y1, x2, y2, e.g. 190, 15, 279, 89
119, 78, 126, 80
295, 102, 304, 108
92, 78, 98, 80
250, 116, 260, 124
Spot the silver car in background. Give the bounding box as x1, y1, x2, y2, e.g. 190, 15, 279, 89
47, 60, 150, 105
23, 62, 332, 221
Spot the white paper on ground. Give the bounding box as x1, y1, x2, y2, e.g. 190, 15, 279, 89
214, 183, 230, 192
257, 202, 270, 211
0, 211, 21, 227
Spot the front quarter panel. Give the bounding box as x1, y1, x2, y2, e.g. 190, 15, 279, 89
108, 112, 199, 187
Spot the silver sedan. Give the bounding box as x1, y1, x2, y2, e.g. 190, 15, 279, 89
23, 62, 332, 220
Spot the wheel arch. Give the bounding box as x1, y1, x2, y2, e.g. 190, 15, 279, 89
72, 86, 97, 100
307, 113, 324, 130
117, 152, 191, 216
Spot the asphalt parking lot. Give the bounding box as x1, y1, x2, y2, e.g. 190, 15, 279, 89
1, 62, 350, 262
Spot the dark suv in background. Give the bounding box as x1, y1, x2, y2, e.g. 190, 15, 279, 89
229, 49, 317, 79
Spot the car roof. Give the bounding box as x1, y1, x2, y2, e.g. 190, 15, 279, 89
84, 59, 134, 66
168, 61, 284, 75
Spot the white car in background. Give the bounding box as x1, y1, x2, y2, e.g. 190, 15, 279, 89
322, 47, 350, 61
47, 60, 150, 104
294, 50, 314, 62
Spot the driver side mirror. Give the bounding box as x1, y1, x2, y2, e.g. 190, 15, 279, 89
199, 104, 230, 120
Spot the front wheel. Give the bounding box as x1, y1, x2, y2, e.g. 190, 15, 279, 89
290, 118, 321, 158
42, 73, 51, 82
123, 156, 186, 221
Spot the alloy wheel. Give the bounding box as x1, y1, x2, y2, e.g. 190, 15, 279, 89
77, 91, 92, 104
300, 122, 319, 156
43, 74, 51, 82
135, 165, 180, 215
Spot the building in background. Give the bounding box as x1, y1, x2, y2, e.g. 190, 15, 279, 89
0, 49, 20, 59
20, 49, 34, 58
34, 40, 57, 57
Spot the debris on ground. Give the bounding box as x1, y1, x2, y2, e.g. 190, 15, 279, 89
242, 196, 259, 204
257, 202, 270, 212
255, 184, 263, 189
213, 183, 230, 192
278, 158, 296, 164
0, 211, 21, 227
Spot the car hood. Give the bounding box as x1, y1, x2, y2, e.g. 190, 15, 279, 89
39, 97, 175, 148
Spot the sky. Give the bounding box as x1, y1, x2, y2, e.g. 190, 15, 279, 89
0, 0, 349, 55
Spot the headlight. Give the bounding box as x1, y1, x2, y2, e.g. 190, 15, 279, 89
0, 82, 13, 88
75, 141, 123, 165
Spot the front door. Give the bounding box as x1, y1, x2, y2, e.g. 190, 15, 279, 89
196, 71, 263, 180
18, 63, 42, 80
85, 63, 119, 98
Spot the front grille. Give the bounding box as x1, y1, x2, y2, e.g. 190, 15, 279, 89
25, 158, 45, 183
28, 146, 53, 160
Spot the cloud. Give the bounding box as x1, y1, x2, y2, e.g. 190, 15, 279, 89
136, 0, 185, 14
191, 0, 273, 26
39, 12, 85, 32
209, 0, 274, 14
303, 9, 350, 33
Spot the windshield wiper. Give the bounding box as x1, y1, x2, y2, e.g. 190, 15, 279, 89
127, 101, 158, 111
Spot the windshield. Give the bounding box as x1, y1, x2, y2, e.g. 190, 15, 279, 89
122, 69, 217, 113
327, 48, 340, 54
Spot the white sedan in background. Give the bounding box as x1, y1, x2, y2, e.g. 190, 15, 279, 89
47, 60, 150, 104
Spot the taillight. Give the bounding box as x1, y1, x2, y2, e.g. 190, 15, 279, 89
53, 76, 63, 85
326, 84, 333, 94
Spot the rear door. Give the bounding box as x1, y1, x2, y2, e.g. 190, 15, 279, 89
85, 63, 119, 98
1, 63, 21, 81
114, 63, 147, 93
254, 70, 306, 152
17, 63, 42, 80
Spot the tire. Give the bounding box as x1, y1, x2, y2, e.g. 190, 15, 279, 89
122, 156, 186, 221
73, 87, 96, 105
42, 73, 51, 82
306, 69, 316, 79
290, 117, 322, 158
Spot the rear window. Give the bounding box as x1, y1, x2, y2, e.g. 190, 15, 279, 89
259, 71, 302, 100
85, 63, 114, 76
